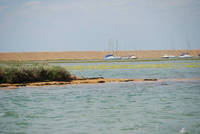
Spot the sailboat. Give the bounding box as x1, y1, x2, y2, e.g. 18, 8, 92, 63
161, 36, 176, 59
179, 53, 193, 58
104, 54, 121, 60
104, 39, 121, 60
178, 33, 194, 58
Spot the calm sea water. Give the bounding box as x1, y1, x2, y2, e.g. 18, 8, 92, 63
0, 60, 200, 134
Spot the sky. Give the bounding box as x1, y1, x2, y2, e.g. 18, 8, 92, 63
0, 0, 200, 52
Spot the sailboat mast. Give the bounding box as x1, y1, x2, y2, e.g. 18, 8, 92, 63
116, 40, 118, 56
108, 38, 114, 54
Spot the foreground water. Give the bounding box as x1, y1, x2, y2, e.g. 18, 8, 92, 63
1, 60, 200, 134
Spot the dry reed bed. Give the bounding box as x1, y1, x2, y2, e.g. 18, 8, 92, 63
0, 50, 200, 61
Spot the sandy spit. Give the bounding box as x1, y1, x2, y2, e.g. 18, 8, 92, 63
1, 77, 200, 89
0, 78, 158, 89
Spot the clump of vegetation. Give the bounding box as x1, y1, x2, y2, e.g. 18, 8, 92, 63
0, 63, 72, 83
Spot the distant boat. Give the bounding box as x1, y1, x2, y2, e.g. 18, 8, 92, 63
120, 56, 128, 60
120, 55, 137, 60
162, 54, 176, 59
179, 33, 194, 59
128, 55, 137, 59
104, 39, 122, 60
104, 54, 121, 60
179, 53, 193, 58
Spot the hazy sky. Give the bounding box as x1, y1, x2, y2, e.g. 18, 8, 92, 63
0, 0, 200, 52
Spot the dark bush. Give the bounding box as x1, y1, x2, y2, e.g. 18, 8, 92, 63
0, 64, 72, 84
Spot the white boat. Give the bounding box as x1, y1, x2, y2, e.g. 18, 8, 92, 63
162, 54, 176, 59
128, 55, 137, 59
120, 55, 137, 60
120, 56, 129, 60
104, 54, 121, 60
179, 53, 193, 58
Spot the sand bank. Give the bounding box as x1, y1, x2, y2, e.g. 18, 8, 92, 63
1, 77, 200, 89
0, 78, 157, 89
0, 50, 200, 61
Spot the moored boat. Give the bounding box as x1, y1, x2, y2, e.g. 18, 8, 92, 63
162, 54, 176, 59
104, 54, 121, 60
128, 55, 137, 59
179, 53, 193, 58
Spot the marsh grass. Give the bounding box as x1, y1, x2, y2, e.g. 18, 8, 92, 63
64, 62, 200, 70
0, 63, 72, 83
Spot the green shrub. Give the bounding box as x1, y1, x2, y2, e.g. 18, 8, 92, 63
0, 63, 72, 83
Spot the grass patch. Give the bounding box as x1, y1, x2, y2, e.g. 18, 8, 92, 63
0, 63, 72, 84
45, 58, 200, 63
64, 62, 200, 70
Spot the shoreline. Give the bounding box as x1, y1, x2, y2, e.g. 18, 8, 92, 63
1, 77, 200, 89
0, 78, 156, 89
1, 58, 200, 64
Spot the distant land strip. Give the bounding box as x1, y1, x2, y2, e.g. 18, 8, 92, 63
0, 50, 200, 61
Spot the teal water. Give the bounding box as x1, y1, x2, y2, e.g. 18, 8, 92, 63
1, 60, 200, 134
57, 60, 200, 79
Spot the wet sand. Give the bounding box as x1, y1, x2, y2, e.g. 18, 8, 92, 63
1, 77, 200, 89
0, 78, 156, 89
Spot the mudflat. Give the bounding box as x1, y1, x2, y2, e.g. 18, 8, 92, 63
0, 78, 156, 89
1, 77, 200, 89
0, 50, 200, 61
